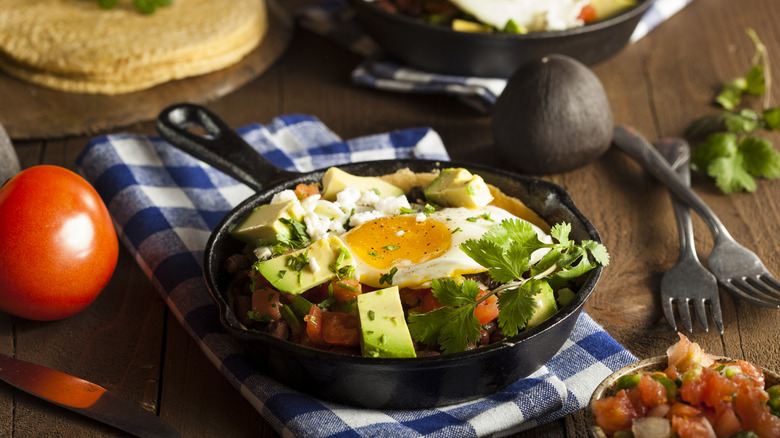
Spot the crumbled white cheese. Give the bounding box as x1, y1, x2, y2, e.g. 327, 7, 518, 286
335, 187, 361, 211
349, 210, 383, 228
271, 189, 298, 204
375, 195, 411, 216
415, 213, 427, 222
304, 211, 330, 242
254, 246, 273, 261
308, 256, 320, 273
358, 189, 380, 207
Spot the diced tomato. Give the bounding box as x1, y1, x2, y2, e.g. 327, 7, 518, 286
638, 375, 669, 407
735, 382, 780, 437
732, 360, 766, 389
421, 290, 444, 313
671, 415, 716, 438
293, 183, 320, 200
626, 386, 650, 417
331, 278, 362, 303
667, 402, 702, 419
593, 389, 638, 435
321, 312, 361, 347
304, 305, 325, 344
251, 287, 281, 321
474, 289, 500, 326
577, 4, 597, 23
400, 288, 427, 308
713, 407, 741, 438
692, 368, 737, 411
680, 373, 707, 407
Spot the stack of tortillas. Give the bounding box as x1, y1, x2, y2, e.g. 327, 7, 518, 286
0, 0, 268, 94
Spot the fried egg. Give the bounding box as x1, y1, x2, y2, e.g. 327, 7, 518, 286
341, 205, 550, 289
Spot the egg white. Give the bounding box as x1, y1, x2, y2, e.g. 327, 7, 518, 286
342, 205, 551, 289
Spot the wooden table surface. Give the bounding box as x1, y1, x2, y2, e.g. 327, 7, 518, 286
3, 0, 780, 436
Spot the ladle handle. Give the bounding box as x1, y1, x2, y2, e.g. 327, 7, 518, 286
156, 103, 298, 191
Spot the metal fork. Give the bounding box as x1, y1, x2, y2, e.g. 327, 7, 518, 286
613, 126, 780, 310
656, 138, 723, 334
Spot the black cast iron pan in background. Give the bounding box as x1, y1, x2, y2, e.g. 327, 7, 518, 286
156, 103, 603, 409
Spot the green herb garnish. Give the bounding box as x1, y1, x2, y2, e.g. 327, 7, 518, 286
687, 28, 780, 194
407, 220, 608, 354
379, 266, 398, 285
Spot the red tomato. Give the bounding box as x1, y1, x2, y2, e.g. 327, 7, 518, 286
321, 312, 361, 347
293, 183, 320, 200
0, 166, 118, 321
713, 408, 741, 438
474, 289, 499, 325
593, 389, 638, 435
331, 278, 362, 303
251, 287, 281, 321
304, 305, 324, 344
638, 375, 668, 407
578, 4, 598, 23
671, 415, 716, 438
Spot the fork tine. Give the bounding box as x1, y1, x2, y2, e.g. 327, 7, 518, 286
676, 298, 694, 333
662, 297, 678, 332
709, 298, 724, 335
720, 281, 780, 309
758, 274, 780, 295
692, 299, 709, 333
735, 277, 780, 306
745, 277, 780, 302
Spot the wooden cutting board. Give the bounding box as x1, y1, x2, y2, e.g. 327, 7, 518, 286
0, 0, 293, 140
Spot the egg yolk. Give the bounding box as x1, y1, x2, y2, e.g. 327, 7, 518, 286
343, 216, 452, 270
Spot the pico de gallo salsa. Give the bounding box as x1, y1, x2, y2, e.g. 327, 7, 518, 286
592, 334, 780, 438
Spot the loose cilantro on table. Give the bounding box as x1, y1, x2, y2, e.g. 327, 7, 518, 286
407, 219, 609, 355
686, 28, 780, 194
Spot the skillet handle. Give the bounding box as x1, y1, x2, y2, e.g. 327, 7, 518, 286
156, 103, 298, 191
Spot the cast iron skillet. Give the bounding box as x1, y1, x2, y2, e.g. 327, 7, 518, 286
346, 0, 654, 77
156, 103, 603, 409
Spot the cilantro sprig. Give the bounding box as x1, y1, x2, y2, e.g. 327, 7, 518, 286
407, 220, 609, 354
686, 28, 780, 194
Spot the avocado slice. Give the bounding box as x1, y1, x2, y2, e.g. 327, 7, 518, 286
320, 167, 405, 201
424, 168, 493, 209
255, 235, 354, 295
229, 199, 305, 246
356, 286, 417, 358
526, 281, 559, 329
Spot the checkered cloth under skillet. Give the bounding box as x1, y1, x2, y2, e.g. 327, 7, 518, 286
75, 114, 637, 437
297, 0, 695, 113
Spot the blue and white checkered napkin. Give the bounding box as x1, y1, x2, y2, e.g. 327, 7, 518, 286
75, 114, 637, 437
297, 0, 695, 113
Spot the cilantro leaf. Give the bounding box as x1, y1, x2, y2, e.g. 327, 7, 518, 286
691, 132, 738, 173
496, 280, 542, 337
740, 137, 780, 178
583, 240, 611, 266
764, 108, 780, 130
430, 278, 480, 307
708, 153, 757, 193
716, 78, 746, 110
550, 222, 572, 247
723, 109, 762, 134
407, 306, 481, 354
